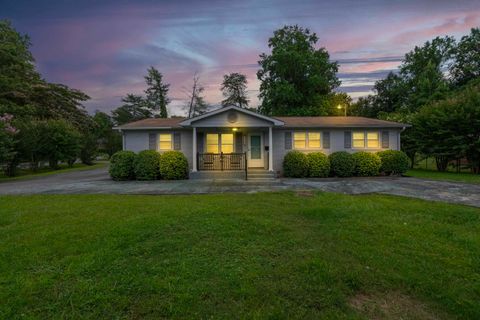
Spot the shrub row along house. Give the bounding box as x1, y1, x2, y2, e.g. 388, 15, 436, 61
114, 106, 409, 179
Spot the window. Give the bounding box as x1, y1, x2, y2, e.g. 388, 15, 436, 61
293, 132, 306, 149
206, 133, 219, 153
308, 132, 321, 148
158, 133, 172, 150
352, 132, 365, 148
293, 131, 322, 149
367, 132, 379, 148
221, 133, 234, 153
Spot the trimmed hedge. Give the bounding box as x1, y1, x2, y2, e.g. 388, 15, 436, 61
109, 151, 137, 180
283, 151, 309, 177
134, 150, 161, 180
159, 151, 189, 180
352, 151, 381, 177
307, 152, 330, 178
329, 151, 355, 177
377, 150, 410, 175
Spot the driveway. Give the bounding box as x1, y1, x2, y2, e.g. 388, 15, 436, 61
1, 167, 480, 207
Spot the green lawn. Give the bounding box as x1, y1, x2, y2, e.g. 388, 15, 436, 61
1, 193, 479, 319
406, 168, 480, 184
0, 162, 108, 182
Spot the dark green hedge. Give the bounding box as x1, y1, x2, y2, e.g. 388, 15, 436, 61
352, 151, 381, 177
329, 151, 355, 177
307, 152, 330, 177
159, 151, 189, 180
109, 151, 137, 181
134, 150, 161, 180
283, 151, 309, 177
377, 150, 410, 175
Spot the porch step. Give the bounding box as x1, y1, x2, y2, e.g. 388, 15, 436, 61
247, 170, 276, 181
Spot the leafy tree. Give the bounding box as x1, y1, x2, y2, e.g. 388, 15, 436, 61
111, 94, 152, 125
144, 67, 170, 118
93, 111, 122, 157
257, 25, 340, 116
221, 73, 249, 108
39, 120, 81, 169
186, 74, 209, 117
450, 28, 480, 87
0, 114, 18, 175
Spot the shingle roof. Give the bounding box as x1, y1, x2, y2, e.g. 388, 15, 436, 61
115, 116, 409, 129
274, 116, 409, 128
115, 117, 185, 129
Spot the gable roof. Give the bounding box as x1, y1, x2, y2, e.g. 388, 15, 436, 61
274, 116, 409, 128
179, 105, 285, 126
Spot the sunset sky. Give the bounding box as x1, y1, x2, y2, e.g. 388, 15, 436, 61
2, 0, 479, 115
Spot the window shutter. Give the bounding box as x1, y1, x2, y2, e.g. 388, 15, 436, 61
149, 133, 157, 150
173, 132, 181, 150
197, 132, 204, 153
235, 132, 243, 153
323, 131, 330, 149
344, 131, 352, 149
381, 131, 390, 148
285, 132, 292, 150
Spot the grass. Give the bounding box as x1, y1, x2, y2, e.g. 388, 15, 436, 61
1, 192, 479, 319
406, 169, 480, 184
0, 162, 108, 182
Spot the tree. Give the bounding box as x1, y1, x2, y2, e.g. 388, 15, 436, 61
38, 120, 81, 169
111, 94, 152, 125
93, 111, 122, 157
0, 114, 17, 175
257, 25, 340, 116
186, 74, 209, 118
144, 66, 170, 118
221, 73, 249, 108
450, 28, 480, 87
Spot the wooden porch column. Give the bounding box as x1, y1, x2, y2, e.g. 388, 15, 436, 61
268, 126, 273, 171
192, 127, 197, 172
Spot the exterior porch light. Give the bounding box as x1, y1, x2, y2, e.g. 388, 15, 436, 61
232, 127, 238, 132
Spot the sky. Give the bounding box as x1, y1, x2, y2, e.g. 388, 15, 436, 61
2, 0, 479, 116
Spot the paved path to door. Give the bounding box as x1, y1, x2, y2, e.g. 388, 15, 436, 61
1, 167, 480, 207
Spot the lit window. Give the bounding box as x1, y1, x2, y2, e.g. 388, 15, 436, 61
158, 133, 172, 150
308, 132, 321, 148
206, 133, 219, 153
294, 132, 306, 149
367, 132, 379, 148
221, 134, 234, 153
353, 132, 365, 148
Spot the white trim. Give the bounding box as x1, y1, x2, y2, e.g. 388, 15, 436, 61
179, 106, 284, 126
247, 132, 264, 168
268, 126, 273, 171
192, 127, 197, 172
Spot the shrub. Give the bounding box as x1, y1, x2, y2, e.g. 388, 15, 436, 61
307, 152, 330, 177
159, 151, 189, 180
109, 151, 137, 180
352, 151, 381, 176
283, 151, 309, 177
377, 150, 410, 175
329, 151, 355, 177
134, 150, 161, 180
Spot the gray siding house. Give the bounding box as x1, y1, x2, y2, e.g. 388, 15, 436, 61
115, 106, 408, 177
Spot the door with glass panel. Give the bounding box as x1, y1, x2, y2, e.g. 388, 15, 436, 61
247, 133, 263, 167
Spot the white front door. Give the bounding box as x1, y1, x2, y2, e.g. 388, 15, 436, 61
248, 133, 263, 168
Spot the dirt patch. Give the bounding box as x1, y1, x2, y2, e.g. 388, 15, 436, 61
295, 190, 315, 197
349, 291, 441, 320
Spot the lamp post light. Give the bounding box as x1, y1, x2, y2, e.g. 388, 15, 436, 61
337, 104, 347, 116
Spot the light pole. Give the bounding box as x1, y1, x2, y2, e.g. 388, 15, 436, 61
337, 104, 347, 116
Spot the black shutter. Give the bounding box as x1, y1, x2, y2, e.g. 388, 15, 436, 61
173, 132, 181, 150
235, 132, 243, 153
323, 131, 330, 149
197, 132, 204, 153
344, 131, 352, 149
381, 131, 390, 148
285, 132, 292, 150
149, 133, 157, 150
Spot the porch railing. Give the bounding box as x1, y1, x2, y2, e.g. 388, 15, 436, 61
197, 152, 248, 179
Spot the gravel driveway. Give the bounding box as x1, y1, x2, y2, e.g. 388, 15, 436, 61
1, 167, 480, 207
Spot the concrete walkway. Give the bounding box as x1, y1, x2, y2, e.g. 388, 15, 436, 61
1, 167, 480, 207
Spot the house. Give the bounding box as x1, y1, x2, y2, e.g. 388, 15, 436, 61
115, 106, 408, 178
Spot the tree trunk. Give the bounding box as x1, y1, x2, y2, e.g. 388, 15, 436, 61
435, 156, 449, 172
